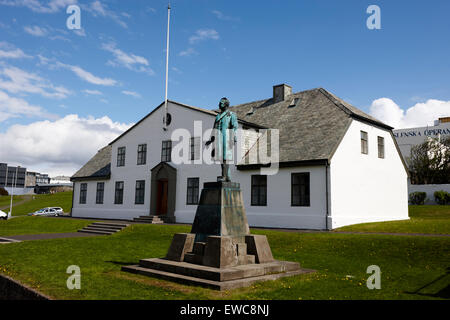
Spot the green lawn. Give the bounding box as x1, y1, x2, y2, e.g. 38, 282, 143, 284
336, 205, 450, 235
0, 221, 448, 300
0, 195, 28, 209
0, 216, 92, 236
4, 192, 73, 216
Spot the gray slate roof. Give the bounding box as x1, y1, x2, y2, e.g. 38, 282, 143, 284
71, 146, 111, 181
229, 88, 391, 164
71, 88, 392, 180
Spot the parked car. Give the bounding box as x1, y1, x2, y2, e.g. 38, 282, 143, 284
49, 207, 63, 215
0, 210, 7, 220
29, 208, 59, 217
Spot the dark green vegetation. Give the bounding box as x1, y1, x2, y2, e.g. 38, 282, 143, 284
336, 205, 450, 234
0, 220, 448, 300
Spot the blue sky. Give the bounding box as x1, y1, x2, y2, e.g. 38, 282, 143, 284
0, 0, 449, 175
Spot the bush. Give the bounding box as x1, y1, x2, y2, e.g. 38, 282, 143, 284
0, 187, 8, 196
434, 190, 450, 205
409, 192, 427, 205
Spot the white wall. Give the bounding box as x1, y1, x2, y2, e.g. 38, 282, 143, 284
72, 102, 222, 220
329, 120, 409, 229
72, 101, 328, 229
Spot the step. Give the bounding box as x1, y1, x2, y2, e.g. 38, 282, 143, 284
193, 242, 206, 255
78, 229, 113, 235
138, 258, 303, 282
137, 216, 165, 220
183, 253, 203, 265
88, 224, 125, 230
91, 222, 128, 228
133, 219, 163, 224
81, 226, 121, 233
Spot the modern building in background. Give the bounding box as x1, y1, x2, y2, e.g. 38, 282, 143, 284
393, 117, 450, 163
0, 163, 70, 195
71, 84, 409, 230
0, 163, 26, 189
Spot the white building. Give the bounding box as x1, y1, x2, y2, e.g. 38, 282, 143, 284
393, 117, 450, 162
71, 85, 409, 229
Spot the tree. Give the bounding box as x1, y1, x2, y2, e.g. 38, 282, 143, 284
407, 136, 450, 184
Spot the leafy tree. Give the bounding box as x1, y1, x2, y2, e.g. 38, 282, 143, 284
407, 136, 450, 184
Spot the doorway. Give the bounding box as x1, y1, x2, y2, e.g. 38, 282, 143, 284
156, 179, 168, 215
150, 162, 177, 222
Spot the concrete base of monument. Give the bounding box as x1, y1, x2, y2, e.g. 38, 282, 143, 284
122, 258, 314, 291
121, 181, 315, 290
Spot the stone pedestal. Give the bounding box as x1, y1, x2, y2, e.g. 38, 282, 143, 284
122, 182, 314, 290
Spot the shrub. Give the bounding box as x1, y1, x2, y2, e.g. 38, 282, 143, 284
0, 187, 8, 196
434, 190, 450, 205
409, 192, 427, 205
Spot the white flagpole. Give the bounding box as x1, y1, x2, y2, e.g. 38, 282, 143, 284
163, 3, 171, 131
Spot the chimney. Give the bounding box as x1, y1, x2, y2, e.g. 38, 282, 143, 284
273, 84, 292, 103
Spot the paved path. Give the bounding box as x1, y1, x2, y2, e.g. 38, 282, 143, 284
255, 228, 450, 238
0, 195, 33, 211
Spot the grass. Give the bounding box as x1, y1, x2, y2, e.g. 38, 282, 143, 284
5, 191, 73, 216
0, 195, 28, 209
0, 216, 92, 236
0, 221, 449, 300
336, 205, 450, 235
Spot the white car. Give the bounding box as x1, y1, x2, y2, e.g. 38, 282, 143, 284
30, 208, 59, 217
0, 210, 7, 220
49, 207, 63, 215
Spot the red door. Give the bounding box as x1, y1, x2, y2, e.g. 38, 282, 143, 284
156, 179, 168, 215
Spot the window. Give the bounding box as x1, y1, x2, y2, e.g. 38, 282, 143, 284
135, 180, 145, 204
291, 173, 310, 206
186, 178, 199, 205
251, 175, 267, 206
114, 181, 124, 204
361, 131, 368, 154
137, 144, 147, 165
117, 147, 126, 167
161, 140, 172, 162
378, 136, 385, 159
79, 183, 87, 204
96, 182, 104, 204
190, 137, 201, 161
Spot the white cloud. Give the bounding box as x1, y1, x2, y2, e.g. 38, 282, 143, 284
0, 114, 133, 176
369, 98, 450, 129
55, 61, 117, 86
0, 65, 71, 99
102, 42, 154, 75
73, 28, 86, 37
121, 90, 141, 98
0, 90, 57, 122
211, 10, 238, 21
86, 0, 127, 28
24, 25, 48, 36
0, 0, 77, 13
189, 29, 219, 44
0, 42, 31, 59
178, 47, 198, 57
83, 89, 102, 95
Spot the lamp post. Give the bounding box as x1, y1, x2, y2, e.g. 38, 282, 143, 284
8, 166, 19, 219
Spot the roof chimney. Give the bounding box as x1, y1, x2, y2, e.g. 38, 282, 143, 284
273, 84, 292, 103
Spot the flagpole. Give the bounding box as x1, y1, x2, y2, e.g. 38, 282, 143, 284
163, 2, 171, 131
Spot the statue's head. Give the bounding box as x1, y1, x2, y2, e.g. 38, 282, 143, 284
219, 97, 230, 111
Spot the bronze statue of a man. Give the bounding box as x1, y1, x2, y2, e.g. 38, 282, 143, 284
206, 97, 238, 182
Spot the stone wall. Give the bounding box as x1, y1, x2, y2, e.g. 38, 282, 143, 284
0, 274, 50, 300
